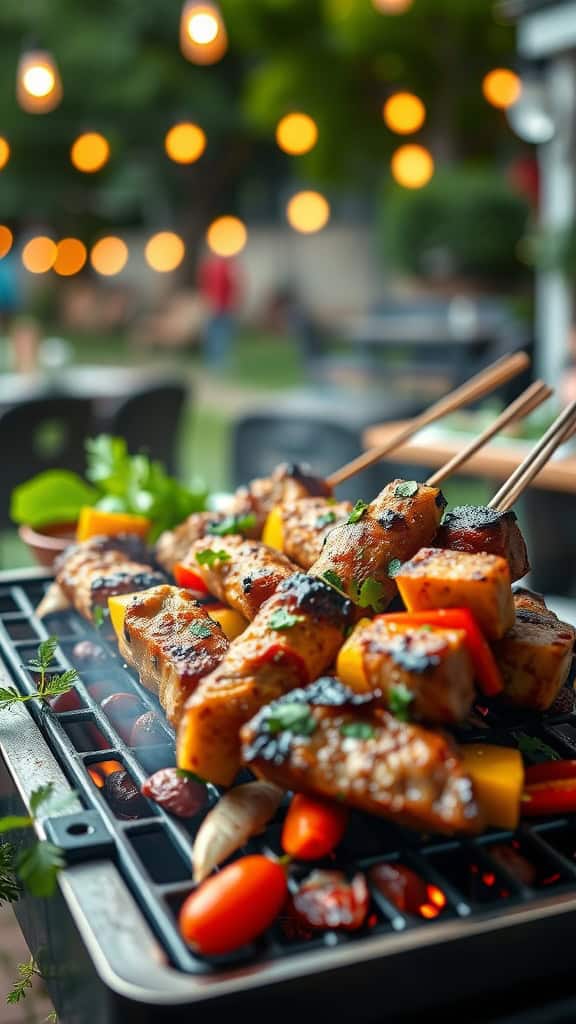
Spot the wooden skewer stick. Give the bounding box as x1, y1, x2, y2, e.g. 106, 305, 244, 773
489, 399, 576, 512
425, 380, 553, 487
327, 350, 530, 487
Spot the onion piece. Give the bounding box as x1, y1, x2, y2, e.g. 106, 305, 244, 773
36, 582, 71, 619
192, 781, 283, 883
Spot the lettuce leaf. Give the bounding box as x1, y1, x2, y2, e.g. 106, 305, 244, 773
10, 471, 98, 528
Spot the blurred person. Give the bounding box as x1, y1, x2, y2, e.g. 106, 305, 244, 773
9, 316, 40, 374
197, 252, 242, 369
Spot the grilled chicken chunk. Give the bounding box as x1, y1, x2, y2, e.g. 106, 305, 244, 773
279, 497, 353, 570
310, 480, 445, 613
55, 535, 166, 622
396, 547, 515, 641
155, 463, 330, 572
177, 574, 353, 786
118, 585, 229, 725
493, 589, 575, 711
241, 678, 481, 835
184, 536, 299, 620
436, 505, 529, 583
337, 619, 475, 725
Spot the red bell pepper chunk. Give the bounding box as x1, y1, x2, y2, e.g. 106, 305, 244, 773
378, 608, 503, 697
524, 760, 576, 786
522, 778, 576, 817
173, 562, 209, 595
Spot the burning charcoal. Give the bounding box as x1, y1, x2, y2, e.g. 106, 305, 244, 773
141, 768, 208, 818
370, 863, 447, 919
292, 870, 369, 931
104, 769, 150, 819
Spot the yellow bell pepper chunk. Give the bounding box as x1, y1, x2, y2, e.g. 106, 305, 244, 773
77, 506, 151, 543
336, 620, 372, 692
262, 505, 284, 553
461, 744, 524, 831
207, 606, 248, 641
108, 592, 139, 641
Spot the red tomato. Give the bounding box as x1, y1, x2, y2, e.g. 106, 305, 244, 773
282, 794, 348, 860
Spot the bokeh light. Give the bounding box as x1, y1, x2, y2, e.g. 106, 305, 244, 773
90, 237, 128, 276
383, 92, 426, 134
165, 122, 207, 164
482, 68, 522, 109
22, 236, 57, 274
180, 2, 227, 64
276, 113, 318, 156
0, 138, 10, 171
391, 144, 434, 188
286, 191, 331, 234
70, 133, 110, 173
145, 232, 186, 272
17, 51, 62, 113
206, 216, 247, 257
0, 226, 13, 260
372, 0, 413, 12
54, 238, 88, 277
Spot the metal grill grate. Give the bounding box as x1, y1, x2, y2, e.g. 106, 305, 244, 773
3, 572, 576, 983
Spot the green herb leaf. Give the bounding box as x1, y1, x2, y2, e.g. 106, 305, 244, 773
387, 558, 403, 579
189, 621, 213, 640
16, 842, 64, 899
268, 608, 304, 631
389, 683, 414, 722
29, 637, 58, 672
516, 735, 561, 762
176, 769, 207, 785
29, 784, 55, 818
0, 817, 33, 835
10, 472, 98, 529
394, 481, 419, 499
92, 605, 105, 629
6, 956, 40, 1005
207, 513, 257, 537
352, 576, 387, 612
195, 548, 231, 568
315, 511, 337, 529
340, 721, 376, 739
347, 500, 369, 525
322, 570, 347, 596
0, 687, 24, 710
266, 703, 317, 736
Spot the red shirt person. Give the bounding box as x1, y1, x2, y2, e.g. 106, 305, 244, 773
197, 254, 242, 367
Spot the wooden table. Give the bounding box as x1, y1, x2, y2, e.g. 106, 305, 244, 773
362, 421, 576, 494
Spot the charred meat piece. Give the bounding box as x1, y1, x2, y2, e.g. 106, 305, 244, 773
185, 535, 298, 620
493, 589, 575, 711
396, 547, 515, 641
436, 505, 529, 583
177, 574, 353, 786
241, 678, 481, 835
290, 870, 370, 932
279, 496, 353, 570
155, 463, 330, 573
310, 480, 445, 613
55, 535, 166, 622
119, 585, 229, 725
339, 618, 475, 725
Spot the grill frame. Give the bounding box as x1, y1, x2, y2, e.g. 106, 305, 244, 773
3, 567, 576, 1020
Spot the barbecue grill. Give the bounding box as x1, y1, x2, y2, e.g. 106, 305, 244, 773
3, 567, 576, 1022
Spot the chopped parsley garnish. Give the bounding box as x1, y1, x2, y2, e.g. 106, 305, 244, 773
195, 548, 231, 568
92, 605, 105, 629
189, 621, 213, 640
347, 500, 369, 525
315, 511, 337, 529
394, 481, 419, 499
387, 558, 403, 579
340, 721, 376, 740
268, 608, 304, 631
389, 683, 414, 722
207, 513, 257, 537
322, 570, 347, 597
351, 576, 387, 612
266, 703, 317, 736
516, 735, 561, 762
176, 768, 207, 784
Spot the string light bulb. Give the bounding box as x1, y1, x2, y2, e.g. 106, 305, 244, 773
22, 236, 57, 274
165, 122, 206, 164
276, 113, 318, 156
286, 191, 331, 234
0, 138, 10, 171
0, 227, 13, 260
391, 144, 434, 189
54, 238, 87, 276
383, 93, 426, 135
70, 133, 110, 173
17, 50, 62, 113
180, 2, 227, 65
482, 69, 522, 110
206, 216, 247, 257
372, 0, 413, 13
145, 232, 186, 272
90, 237, 128, 276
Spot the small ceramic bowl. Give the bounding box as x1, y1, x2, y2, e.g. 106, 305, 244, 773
18, 522, 77, 570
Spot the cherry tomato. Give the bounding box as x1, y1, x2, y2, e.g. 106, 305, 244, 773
141, 768, 208, 818
179, 855, 287, 955
282, 794, 348, 860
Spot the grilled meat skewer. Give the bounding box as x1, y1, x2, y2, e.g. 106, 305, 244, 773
118, 585, 229, 725
55, 535, 166, 622
178, 574, 353, 786
436, 505, 529, 583
241, 678, 482, 835
264, 496, 353, 570
184, 535, 299, 620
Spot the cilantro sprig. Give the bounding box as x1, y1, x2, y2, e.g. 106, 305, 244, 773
394, 481, 419, 499
268, 608, 304, 631
315, 511, 337, 529
189, 621, 213, 640
207, 513, 257, 537
389, 683, 415, 722
351, 576, 387, 612
0, 638, 78, 710
347, 500, 369, 525
340, 721, 376, 739
266, 703, 317, 737
195, 548, 231, 568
